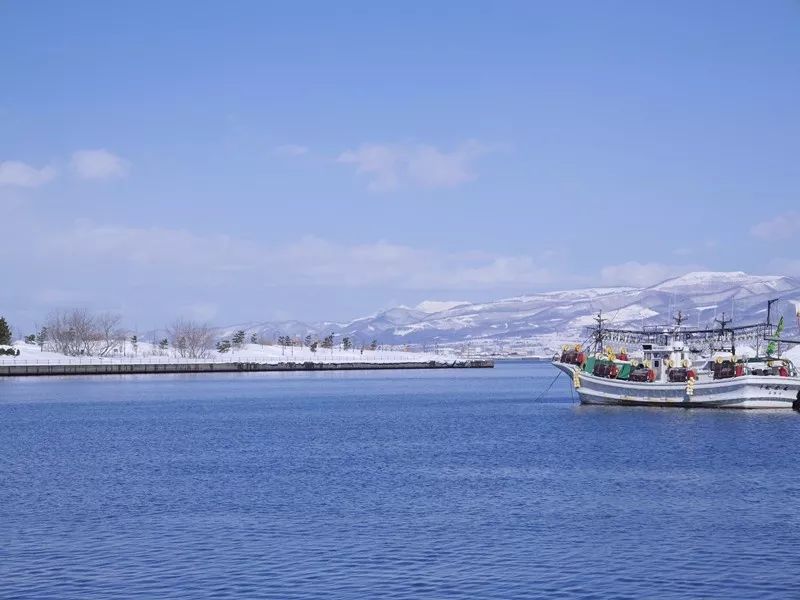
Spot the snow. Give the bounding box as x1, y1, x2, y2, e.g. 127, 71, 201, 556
10, 271, 799, 363
651, 272, 785, 291
3, 342, 457, 365
783, 345, 800, 363
570, 304, 659, 328
415, 300, 469, 314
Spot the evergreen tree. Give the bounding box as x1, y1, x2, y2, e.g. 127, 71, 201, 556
310, 341, 318, 353
304, 334, 313, 347
0, 317, 11, 345
216, 339, 232, 353
369, 339, 378, 351
232, 330, 246, 349
321, 333, 334, 349
158, 338, 169, 351
277, 335, 292, 355
250, 333, 258, 344
342, 336, 352, 351
36, 327, 48, 351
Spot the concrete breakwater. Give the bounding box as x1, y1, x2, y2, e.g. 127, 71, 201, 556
0, 359, 494, 377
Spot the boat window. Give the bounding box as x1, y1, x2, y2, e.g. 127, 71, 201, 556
654, 360, 660, 368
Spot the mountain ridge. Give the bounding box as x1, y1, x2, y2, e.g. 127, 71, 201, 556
221, 272, 800, 354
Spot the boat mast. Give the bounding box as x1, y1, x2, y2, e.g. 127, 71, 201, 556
669, 310, 684, 345
593, 311, 606, 354
714, 312, 733, 356
766, 297, 779, 330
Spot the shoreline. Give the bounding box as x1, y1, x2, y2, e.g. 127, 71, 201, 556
0, 359, 494, 377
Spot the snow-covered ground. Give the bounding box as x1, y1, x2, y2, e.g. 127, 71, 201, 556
782, 344, 800, 364
0, 342, 458, 365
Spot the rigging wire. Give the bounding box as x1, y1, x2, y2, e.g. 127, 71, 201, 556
569, 374, 576, 404
533, 370, 564, 403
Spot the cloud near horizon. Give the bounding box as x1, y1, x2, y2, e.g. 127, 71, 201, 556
337, 140, 492, 192
750, 211, 800, 241
38, 220, 553, 292
0, 160, 57, 187
71, 149, 130, 180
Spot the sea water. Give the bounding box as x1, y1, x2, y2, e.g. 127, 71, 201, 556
2, 362, 799, 599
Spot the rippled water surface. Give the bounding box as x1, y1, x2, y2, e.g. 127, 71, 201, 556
2, 362, 800, 599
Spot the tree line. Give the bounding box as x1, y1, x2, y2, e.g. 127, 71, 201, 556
216, 329, 378, 354
3, 309, 216, 359
2, 310, 380, 359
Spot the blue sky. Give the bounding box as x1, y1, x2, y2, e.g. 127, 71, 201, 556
2, 1, 799, 331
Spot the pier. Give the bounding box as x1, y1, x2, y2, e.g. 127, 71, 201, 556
0, 359, 494, 377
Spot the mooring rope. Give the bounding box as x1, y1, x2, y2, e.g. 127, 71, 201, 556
533, 370, 564, 403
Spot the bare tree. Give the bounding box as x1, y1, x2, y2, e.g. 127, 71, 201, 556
166, 318, 214, 359
44, 309, 99, 356
96, 312, 126, 356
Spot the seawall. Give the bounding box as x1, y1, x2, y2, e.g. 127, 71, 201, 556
0, 359, 494, 377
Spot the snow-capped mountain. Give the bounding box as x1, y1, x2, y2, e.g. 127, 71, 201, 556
225, 272, 800, 355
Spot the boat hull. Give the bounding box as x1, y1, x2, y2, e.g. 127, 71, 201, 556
553, 361, 800, 409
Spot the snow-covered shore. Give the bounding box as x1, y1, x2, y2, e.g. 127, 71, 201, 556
1, 341, 458, 365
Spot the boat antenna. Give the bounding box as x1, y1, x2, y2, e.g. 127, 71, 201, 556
714, 312, 731, 332
766, 297, 779, 328
714, 312, 733, 355
593, 311, 605, 354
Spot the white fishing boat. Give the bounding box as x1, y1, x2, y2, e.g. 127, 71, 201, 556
552, 302, 800, 409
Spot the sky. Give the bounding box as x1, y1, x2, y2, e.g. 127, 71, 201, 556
2, 1, 800, 332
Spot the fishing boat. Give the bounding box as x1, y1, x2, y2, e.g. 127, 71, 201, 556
553, 301, 800, 409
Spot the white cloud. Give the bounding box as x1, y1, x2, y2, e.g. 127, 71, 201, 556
337, 140, 492, 191
41, 221, 551, 291
750, 211, 800, 240
0, 160, 56, 187
273, 144, 309, 157
71, 149, 130, 180
600, 261, 704, 287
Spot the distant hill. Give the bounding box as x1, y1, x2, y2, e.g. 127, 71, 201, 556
221, 272, 800, 355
